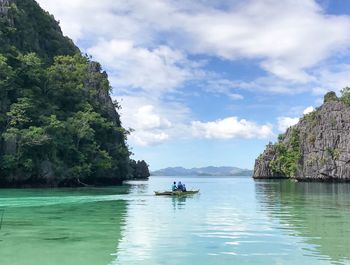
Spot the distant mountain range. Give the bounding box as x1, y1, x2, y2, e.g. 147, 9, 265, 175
151, 166, 253, 176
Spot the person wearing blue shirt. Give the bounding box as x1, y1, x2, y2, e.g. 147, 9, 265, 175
171, 181, 177, 191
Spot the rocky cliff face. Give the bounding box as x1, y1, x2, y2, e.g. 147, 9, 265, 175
254, 92, 350, 181
0, 0, 12, 19
0, 0, 141, 187
0, 0, 11, 11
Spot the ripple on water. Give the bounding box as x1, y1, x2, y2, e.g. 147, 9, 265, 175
1, 178, 350, 265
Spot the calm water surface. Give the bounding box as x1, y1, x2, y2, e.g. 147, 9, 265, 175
0, 177, 350, 265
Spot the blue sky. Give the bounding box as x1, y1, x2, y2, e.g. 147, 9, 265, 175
37, 0, 350, 170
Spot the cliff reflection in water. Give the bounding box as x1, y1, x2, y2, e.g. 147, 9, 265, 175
0, 187, 129, 265
255, 180, 350, 263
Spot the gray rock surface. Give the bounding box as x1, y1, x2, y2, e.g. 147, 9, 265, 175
85, 62, 122, 127
253, 144, 286, 179
254, 95, 350, 181
0, 0, 11, 16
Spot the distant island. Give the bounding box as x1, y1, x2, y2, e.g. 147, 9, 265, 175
151, 166, 252, 176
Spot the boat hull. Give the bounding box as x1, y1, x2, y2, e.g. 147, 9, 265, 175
154, 190, 200, 196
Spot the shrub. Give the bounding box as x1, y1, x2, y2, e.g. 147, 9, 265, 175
340, 87, 350, 106
269, 128, 302, 178
324, 91, 338, 103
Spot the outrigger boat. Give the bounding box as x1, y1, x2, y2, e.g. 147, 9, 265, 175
154, 190, 200, 196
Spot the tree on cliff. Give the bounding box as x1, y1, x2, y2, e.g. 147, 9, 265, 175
129, 160, 150, 179
0, 0, 148, 187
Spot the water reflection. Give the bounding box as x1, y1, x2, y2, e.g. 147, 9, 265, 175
0, 187, 129, 265
255, 180, 350, 264
113, 177, 296, 265
172, 196, 187, 210
125, 180, 149, 195
112, 179, 205, 265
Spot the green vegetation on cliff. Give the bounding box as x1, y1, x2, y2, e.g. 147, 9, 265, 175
0, 0, 149, 187
340, 87, 350, 106
0, 0, 78, 62
269, 128, 302, 178
254, 88, 350, 181
129, 160, 150, 180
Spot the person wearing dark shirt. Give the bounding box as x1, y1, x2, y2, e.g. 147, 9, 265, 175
177, 181, 183, 191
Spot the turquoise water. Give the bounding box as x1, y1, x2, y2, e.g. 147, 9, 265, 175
0, 177, 350, 265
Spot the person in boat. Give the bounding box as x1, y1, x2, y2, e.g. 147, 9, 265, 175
177, 181, 183, 191
172, 181, 177, 191
182, 184, 187, 192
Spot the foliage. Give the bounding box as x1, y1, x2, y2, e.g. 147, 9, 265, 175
324, 91, 338, 103
340, 87, 350, 106
129, 160, 150, 179
277, 133, 285, 141
302, 110, 317, 124
0, 0, 141, 186
269, 128, 302, 178
1, 0, 78, 62
326, 147, 340, 160
307, 133, 316, 146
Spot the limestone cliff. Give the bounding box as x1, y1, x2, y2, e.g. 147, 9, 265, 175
0, 0, 11, 15
254, 91, 350, 181
0, 0, 149, 187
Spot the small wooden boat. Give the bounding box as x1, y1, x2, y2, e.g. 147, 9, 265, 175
154, 190, 200, 196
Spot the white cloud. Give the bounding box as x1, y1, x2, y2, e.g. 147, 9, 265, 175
116, 95, 191, 146
202, 77, 245, 99
276, 106, 314, 133
36, 0, 153, 43
191, 117, 273, 139
232, 62, 350, 95
119, 95, 273, 145
87, 40, 194, 94
231, 76, 306, 94
35, 0, 350, 146
131, 131, 169, 147
311, 86, 330, 96
277, 117, 299, 132
134, 105, 172, 130
177, 0, 350, 81
310, 63, 350, 95
38, 0, 350, 83
303, 106, 314, 115
228, 93, 244, 100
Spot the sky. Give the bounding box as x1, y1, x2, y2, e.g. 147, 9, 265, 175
36, 0, 350, 170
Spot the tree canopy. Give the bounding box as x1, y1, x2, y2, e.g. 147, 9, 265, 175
0, 0, 149, 187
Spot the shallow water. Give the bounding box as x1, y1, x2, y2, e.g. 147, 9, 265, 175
0, 177, 350, 265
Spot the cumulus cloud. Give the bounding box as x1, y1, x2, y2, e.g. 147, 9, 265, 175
303, 106, 315, 115
134, 105, 172, 130
36, 0, 151, 43
232, 62, 350, 95
277, 106, 315, 132
131, 131, 169, 147
277, 117, 299, 132
202, 77, 245, 100
38, 0, 350, 83
191, 117, 273, 139
115, 96, 191, 146
178, 0, 350, 81
35, 0, 350, 146
87, 40, 195, 94
310, 64, 350, 95
120, 95, 273, 145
